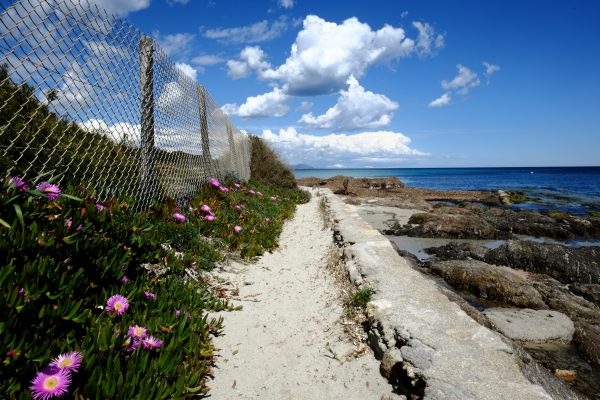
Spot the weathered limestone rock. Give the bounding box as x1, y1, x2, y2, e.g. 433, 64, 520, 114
483, 308, 575, 343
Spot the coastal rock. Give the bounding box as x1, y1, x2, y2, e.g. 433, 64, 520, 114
404, 208, 501, 239
425, 259, 547, 309
485, 240, 600, 285
574, 320, 600, 367
528, 276, 600, 322
482, 308, 575, 343
424, 241, 488, 261
568, 283, 600, 307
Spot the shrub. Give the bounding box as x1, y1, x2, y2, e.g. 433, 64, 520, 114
351, 287, 375, 309
249, 135, 297, 189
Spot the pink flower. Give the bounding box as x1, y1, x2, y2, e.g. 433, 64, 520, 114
50, 351, 83, 372
234, 226, 242, 233
36, 182, 61, 199
175, 309, 181, 317
142, 336, 163, 350
106, 294, 129, 315
265, 217, 271, 222
18, 287, 25, 297
144, 291, 156, 301
209, 178, 221, 188
204, 214, 215, 222
124, 337, 140, 352
128, 325, 147, 339
8, 176, 29, 191
76, 224, 83, 231
270, 196, 278, 201
248, 190, 256, 195
30, 369, 71, 400
200, 204, 211, 213
172, 213, 186, 222
64, 217, 72, 231
219, 186, 229, 192
234, 204, 242, 210
95, 203, 105, 212
234, 183, 241, 189
121, 275, 129, 284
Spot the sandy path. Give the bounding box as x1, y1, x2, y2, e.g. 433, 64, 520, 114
208, 189, 391, 399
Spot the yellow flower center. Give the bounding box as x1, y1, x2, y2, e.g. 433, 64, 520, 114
43, 376, 59, 390
58, 358, 73, 368
134, 327, 145, 336
114, 301, 123, 311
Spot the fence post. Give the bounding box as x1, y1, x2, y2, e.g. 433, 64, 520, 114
139, 35, 155, 199
198, 85, 214, 179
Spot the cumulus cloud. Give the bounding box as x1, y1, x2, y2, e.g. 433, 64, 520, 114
79, 118, 141, 145
203, 17, 288, 44
483, 61, 501, 82
441, 64, 480, 94
428, 92, 451, 107
412, 21, 445, 58
261, 127, 428, 167
86, 0, 150, 16
226, 46, 271, 79
175, 62, 197, 81
155, 32, 195, 56
279, 0, 294, 8
299, 76, 398, 130
192, 54, 225, 66
222, 87, 291, 118
237, 15, 416, 95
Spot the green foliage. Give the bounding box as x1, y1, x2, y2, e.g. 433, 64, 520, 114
351, 287, 375, 309
587, 211, 600, 217
249, 135, 298, 189
507, 191, 540, 204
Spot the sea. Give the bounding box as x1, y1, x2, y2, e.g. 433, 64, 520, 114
294, 166, 600, 215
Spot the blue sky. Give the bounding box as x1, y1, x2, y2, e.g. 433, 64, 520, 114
106, 0, 599, 168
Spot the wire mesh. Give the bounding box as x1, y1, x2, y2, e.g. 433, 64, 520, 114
0, 0, 251, 209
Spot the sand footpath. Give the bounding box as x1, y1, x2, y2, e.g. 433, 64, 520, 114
208, 188, 392, 399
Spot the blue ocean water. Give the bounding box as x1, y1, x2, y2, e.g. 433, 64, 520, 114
294, 167, 600, 214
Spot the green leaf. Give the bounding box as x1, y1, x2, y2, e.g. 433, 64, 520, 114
63, 233, 79, 244
60, 193, 82, 202
13, 204, 24, 229
0, 217, 11, 229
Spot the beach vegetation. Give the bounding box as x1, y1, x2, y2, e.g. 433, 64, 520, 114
249, 135, 298, 190
588, 211, 600, 217
507, 191, 540, 204
351, 287, 375, 309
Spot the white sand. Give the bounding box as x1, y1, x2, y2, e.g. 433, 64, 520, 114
208, 189, 391, 399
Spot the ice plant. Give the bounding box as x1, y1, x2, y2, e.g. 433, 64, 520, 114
8, 176, 29, 191
50, 351, 83, 372
248, 190, 256, 195
18, 287, 25, 297
30, 369, 71, 400
204, 214, 215, 222
106, 294, 129, 315
95, 203, 105, 212
120, 275, 129, 284
209, 178, 221, 188
172, 212, 186, 222
219, 186, 229, 192
175, 309, 181, 317
36, 181, 61, 199
142, 336, 163, 350
128, 325, 148, 339
144, 290, 156, 301
124, 337, 140, 352
200, 204, 211, 213
234, 226, 242, 233
64, 217, 72, 231
234, 183, 241, 189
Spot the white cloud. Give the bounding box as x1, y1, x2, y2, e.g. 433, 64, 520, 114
253, 15, 416, 95
279, 0, 294, 8
155, 32, 195, 56
175, 62, 197, 81
222, 87, 291, 118
441, 64, 480, 94
299, 76, 398, 130
203, 17, 288, 44
297, 101, 313, 111
483, 61, 501, 82
192, 54, 225, 65
86, 0, 150, 16
79, 118, 141, 145
261, 127, 428, 167
412, 21, 445, 58
167, 0, 191, 5
157, 81, 193, 116
401, 11, 409, 18
428, 92, 451, 107
226, 46, 271, 79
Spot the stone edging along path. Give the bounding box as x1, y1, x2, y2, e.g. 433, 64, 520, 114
321, 188, 554, 400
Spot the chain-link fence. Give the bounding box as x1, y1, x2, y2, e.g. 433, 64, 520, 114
0, 0, 251, 209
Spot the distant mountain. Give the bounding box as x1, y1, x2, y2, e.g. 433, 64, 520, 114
291, 163, 316, 169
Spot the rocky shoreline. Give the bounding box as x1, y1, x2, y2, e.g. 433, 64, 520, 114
301, 176, 600, 399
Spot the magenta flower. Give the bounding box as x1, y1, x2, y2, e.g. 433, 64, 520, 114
95, 203, 105, 212
204, 214, 215, 222
209, 178, 221, 188
200, 204, 211, 213
128, 325, 147, 339
172, 213, 186, 222
248, 190, 256, 195
50, 351, 83, 372
75, 224, 83, 231
270, 196, 278, 201
36, 182, 61, 199
8, 176, 29, 191
219, 186, 229, 192
234, 183, 241, 189
142, 336, 163, 350
144, 291, 156, 301
234, 226, 242, 233
124, 337, 140, 352
120, 275, 129, 284
106, 294, 129, 315
30, 369, 71, 400
18, 287, 25, 297
175, 309, 181, 317
234, 204, 243, 210
64, 217, 72, 231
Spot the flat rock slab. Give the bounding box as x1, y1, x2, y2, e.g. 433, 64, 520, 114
483, 308, 575, 343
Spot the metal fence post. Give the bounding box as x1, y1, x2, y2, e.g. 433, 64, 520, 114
139, 35, 155, 199
198, 85, 214, 178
